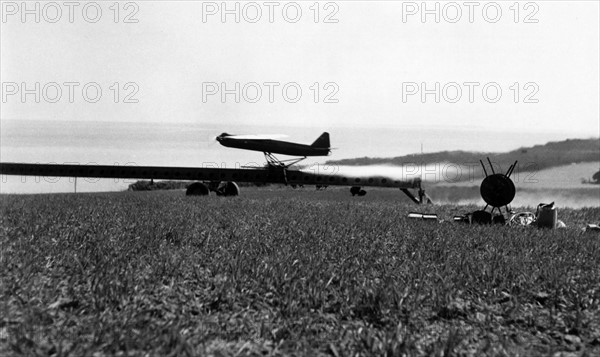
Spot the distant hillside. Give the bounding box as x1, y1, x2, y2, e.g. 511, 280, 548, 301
326, 138, 599, 171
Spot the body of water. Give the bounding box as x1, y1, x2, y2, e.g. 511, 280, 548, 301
0, 120, 590, 194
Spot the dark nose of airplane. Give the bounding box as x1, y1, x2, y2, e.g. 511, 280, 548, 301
216, 132, 230, 142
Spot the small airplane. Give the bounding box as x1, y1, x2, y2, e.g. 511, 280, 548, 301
216, 132, 331, 168
0, 129, 428, 202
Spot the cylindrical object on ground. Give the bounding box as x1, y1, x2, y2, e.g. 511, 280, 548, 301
537, 204, 558, 229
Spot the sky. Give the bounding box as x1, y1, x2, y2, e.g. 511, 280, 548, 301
1, 0, 599, 136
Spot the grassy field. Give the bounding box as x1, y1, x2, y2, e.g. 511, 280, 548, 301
1, 188, 600, 356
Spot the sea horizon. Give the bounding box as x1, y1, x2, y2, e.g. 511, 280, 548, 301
1, 119, 597, 194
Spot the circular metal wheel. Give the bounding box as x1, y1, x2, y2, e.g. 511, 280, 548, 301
509, 212, 536, 226
480, 174, 516, 207
186, 182, 209, 196
221, 181, 240, 196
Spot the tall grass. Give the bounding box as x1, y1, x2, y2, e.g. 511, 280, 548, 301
1, 190, 599, 356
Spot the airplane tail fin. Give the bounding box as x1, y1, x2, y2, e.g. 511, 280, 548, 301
311, 132, 330, 148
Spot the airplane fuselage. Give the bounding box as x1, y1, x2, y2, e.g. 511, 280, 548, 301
217, 137, 329, 157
